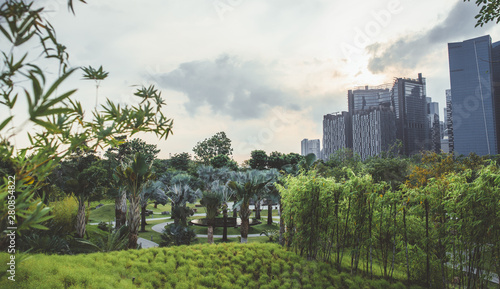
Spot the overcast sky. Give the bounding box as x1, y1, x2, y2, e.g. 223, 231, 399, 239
7, 0, 500, 162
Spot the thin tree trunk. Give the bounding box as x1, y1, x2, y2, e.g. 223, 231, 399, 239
128, 196, 140, 249
267, 203, 273, 225
425, 200, 430, 289
76, 200, 86, 238
255, 199, 261, 219
140, 204, 147, 232
115, 191, 127, 229
279, 199, 285, 246
208, 225, 214, 244
391, 203, 397, 279
404, 206, 410, 283
340, 197, 351, 268
222, 207, 228, 242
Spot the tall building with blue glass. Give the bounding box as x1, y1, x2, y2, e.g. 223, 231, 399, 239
448, 35, 499, 156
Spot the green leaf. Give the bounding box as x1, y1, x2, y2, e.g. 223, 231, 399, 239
0, 116, 13, 131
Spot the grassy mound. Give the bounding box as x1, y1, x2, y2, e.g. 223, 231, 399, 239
0, 243, 417, 289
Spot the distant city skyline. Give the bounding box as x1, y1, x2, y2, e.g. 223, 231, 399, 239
2, 0, 500, 163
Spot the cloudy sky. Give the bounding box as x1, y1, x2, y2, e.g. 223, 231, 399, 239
8, 0, 500, 162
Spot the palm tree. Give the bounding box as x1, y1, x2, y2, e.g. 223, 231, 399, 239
263, 169, 280, 225
228, 170, 270, 243
165, 178, 200, 227
140, 180, 168, 232
200, 181, 225, 244
115, 153, 154, 249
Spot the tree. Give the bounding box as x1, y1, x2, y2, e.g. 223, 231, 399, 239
104, 138, 160, 229
466, 0, 500, 27
115, 153, 155, 249
140, 180, 168, 232
193, 131, 233, 164
262, 169, 280, 225
228, 170, 270, 243
55, 147, 106, 238
249, 150, 268, 170
210, 154, 238, 170
164, 174, 200, 227
200, 181, 225, 244
168, 152, 191, 171
268, 151, 287, 170
0, 0, 173, 240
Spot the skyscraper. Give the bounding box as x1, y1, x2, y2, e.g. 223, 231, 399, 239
448, 35, 498, 156
427, 98, 441, 153
391, 74, 430, 155
301, 139, 321, 159
348, 85, 392, 113
323, 112, 352, 160
352, 106, 396, 160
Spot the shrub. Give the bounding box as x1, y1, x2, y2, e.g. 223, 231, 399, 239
46, 196, 79, 234
160, 224, 197, 246
97, 221, 112, 232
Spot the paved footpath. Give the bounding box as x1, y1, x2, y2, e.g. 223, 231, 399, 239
138, 237, 158, 248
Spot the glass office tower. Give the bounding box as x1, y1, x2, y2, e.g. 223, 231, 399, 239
448, 35, 498, 156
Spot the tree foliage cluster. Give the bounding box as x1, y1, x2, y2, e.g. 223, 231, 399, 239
278, 152, 500, 288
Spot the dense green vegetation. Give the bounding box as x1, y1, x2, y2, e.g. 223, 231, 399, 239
1, 1, 499, 289
0, 243, 420, 289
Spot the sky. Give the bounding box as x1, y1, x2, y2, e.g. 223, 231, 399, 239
5, 0, 500, 163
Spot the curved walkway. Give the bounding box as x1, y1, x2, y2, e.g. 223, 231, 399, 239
151, 216, 280, 238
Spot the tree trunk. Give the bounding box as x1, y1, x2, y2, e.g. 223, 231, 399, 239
267, 203, 273, 225
154, 202, 158, 209
279, 199, 285, 246
222, 207, 228, 242
140, 204, 147, 232
233, 207, 237, 218
240, 204, 250, 244
255, 200, 261, 219
425, 200, 430, 289
208, 225, 214, 244
128, 196, 141, 249
404, 206, 410, 283
76, 200, 86, 238
115, 191, 127, 229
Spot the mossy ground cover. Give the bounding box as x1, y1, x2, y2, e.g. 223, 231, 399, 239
0, 243, 419, 289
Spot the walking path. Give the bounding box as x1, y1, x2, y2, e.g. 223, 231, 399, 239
138, 237, 158, 248
90, 207, 281, 248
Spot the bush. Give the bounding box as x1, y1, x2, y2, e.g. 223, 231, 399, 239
97, 221, 112, 232
46, 196, 79, 234
160, 224, 197, 246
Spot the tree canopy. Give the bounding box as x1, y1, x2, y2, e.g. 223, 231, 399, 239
192, 131, 233, 164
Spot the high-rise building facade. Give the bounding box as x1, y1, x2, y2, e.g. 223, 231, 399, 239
322, 112, 352, 160
392, 73, 430, 155
352, 106, 396, 160
323, 74, 435, 159
448, 35, 498, 156
427, 98, 441, 153
348, 85, 392, 113
301, 139, 321, 159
